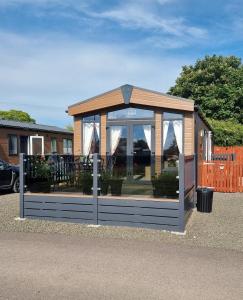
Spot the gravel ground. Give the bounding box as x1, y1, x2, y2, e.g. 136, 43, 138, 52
0, 192, 242, 252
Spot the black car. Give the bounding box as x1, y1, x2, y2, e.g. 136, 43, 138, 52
0, 159, 19, 193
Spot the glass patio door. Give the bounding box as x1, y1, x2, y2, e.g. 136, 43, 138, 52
107, 124, 154, 181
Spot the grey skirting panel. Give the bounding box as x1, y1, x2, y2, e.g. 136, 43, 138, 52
24, 194, 96, 224
184, 188, 195, 224
23, 195, 181, 231
98, 198, 180, 231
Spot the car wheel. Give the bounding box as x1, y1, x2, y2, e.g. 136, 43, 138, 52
13, 177, 20, 193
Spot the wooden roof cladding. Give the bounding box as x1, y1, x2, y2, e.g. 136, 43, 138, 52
68, 85, 194, 116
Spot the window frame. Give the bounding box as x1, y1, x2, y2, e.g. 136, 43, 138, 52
8, 134, 18, 156
51, 137, 57, 153
63, 138, 73, 154
107, 107, 154, 121
82, 114, 101, 155
162, 111, 184, 156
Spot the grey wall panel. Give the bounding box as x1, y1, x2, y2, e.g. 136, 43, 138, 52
23, 195, 183, 231
25, 209, 94, 220
99, 220, 179, 231
24, 195, 94, 205
99, 198, 179, 209
98, 213, 179, 226
24, 202, 93, 212
98, 205, 179, 218
26, 216, 93, 224
24, 195, 96, 223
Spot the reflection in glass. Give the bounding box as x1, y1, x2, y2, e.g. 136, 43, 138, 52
83, 115, 100, 155
83, 114, 100, 122
162, 119, 182, 175
108, 107, 154, 120
164, 112, 183, 120
32, 138, 43, 155
133, 125, 151, 181
110, 126, 127, 178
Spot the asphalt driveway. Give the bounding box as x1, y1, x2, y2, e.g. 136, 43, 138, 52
0, 192, 242, 251
0, 232, 243, 300
0, 192, 243, 299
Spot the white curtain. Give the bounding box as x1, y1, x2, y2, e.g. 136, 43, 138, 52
95, 123, 100, 139
143, 125, 151, 150
173, 120, 183, 153
207, 131, 212, 161
83, 123, 94, 156
111, 126, 122, 155
163, 121, 170, 147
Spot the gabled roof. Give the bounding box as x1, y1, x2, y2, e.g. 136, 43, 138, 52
0, 119, 73, 135
68, 84, 194, 116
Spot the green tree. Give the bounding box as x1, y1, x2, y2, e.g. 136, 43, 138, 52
169, 55, 243, 123
65, 124, 73, 132
0, 109, 35, 123
169, 55, 243, 145
208, 119, 243, 146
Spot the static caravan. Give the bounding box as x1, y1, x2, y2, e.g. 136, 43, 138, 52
19, 85, 212, 232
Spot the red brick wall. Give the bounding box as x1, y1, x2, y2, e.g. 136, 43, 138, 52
0, 127, 73, 164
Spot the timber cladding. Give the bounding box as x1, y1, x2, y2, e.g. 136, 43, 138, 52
130, 87, 194, 112
184, 112, 195, 155
68, 89, 124, 116
0, 127, 73, 164
68, 85, 194, 116
74, 116, 82, 155
100, 112, 107, 156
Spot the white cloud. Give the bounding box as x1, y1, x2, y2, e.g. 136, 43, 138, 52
0, 31, 192, 126
84, 1, 207, 39
0, 0, 207, 41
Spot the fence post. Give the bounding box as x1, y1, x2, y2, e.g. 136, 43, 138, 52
19, 153, 25, 219
92, 153, 99, 225
179, 154, 185, 232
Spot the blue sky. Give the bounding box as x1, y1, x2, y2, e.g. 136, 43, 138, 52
0, 0, 242, 127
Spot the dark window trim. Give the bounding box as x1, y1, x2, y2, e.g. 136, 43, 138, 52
8, 134, 18, 156
63, 138, 73, 154
51, 137, 57, 153
107, 107, 154, 121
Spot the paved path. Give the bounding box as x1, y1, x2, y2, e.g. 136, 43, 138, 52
0, 232, 242, 300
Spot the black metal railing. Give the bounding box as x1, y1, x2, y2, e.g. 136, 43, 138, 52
24, 155, 93, 194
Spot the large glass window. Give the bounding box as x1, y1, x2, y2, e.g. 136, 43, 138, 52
162, 112, 183, 170
51, 138, 57, 153
163, 112, 183, 120
82, 114, 100, 156
163, 112, 183, 155
63, 139, 72, 154
8, 135, 18, 155
108, 107, 154, 120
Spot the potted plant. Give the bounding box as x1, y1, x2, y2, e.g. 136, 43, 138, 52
99, 170, 111, 195
152, 171, 178, 198
76, 171, 93, 195
28, 158, 52, 193
109, 173, 123, 196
